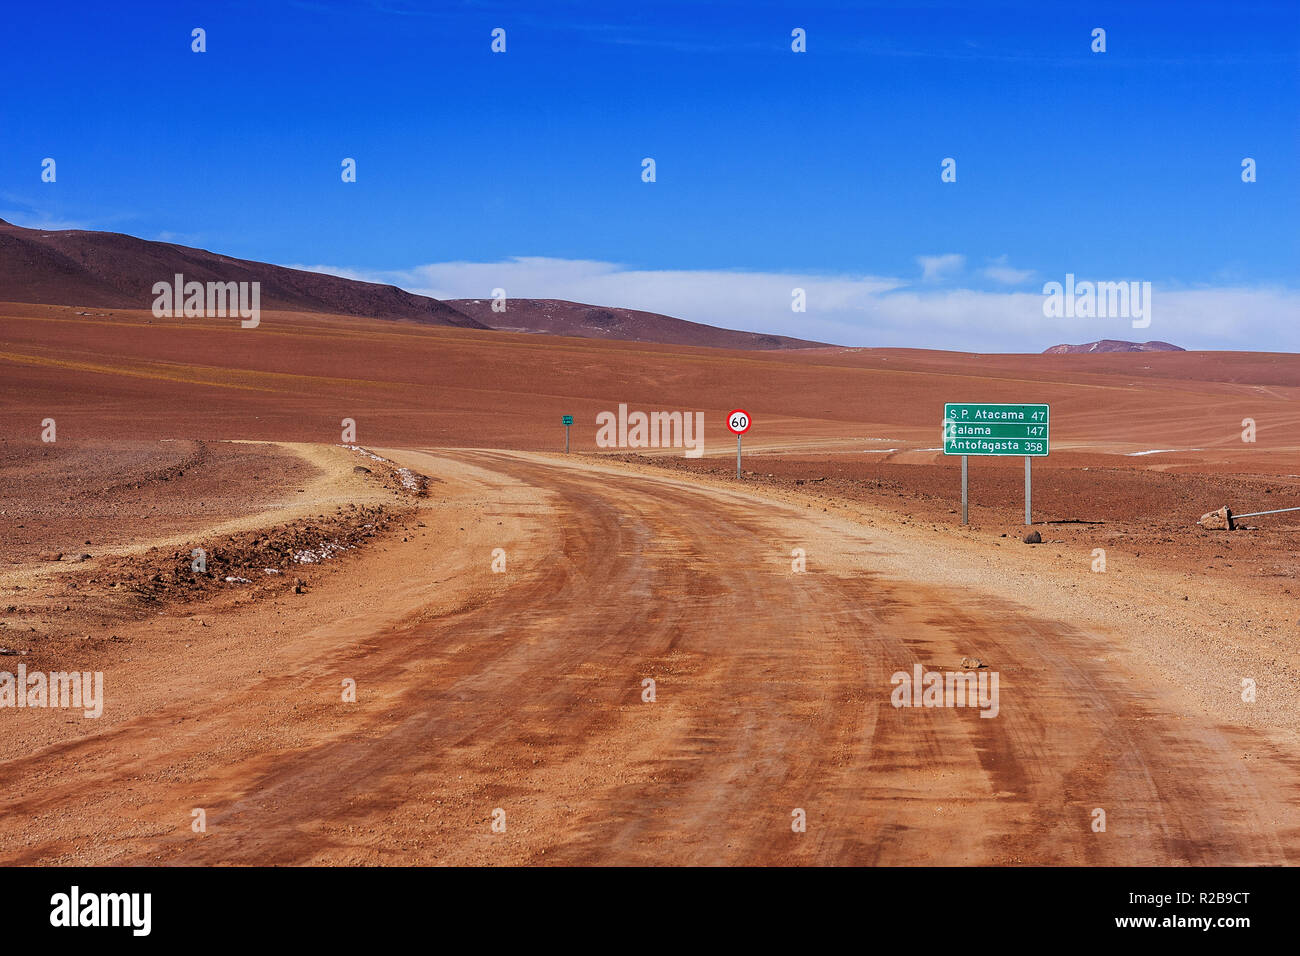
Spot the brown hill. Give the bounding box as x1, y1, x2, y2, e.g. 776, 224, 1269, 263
449, 297, 831, 350
1043, 339, 1184, 355
0, 218, 486, 328
0, 219, 833, 349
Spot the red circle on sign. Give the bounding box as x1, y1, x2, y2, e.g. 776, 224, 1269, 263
726, 409, 751, 435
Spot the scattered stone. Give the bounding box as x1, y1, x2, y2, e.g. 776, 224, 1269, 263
1198, 506, 1235, 531
353, 466, 372, 475
960, 657, 985, 669
1023, 530, 1042, 544
38, 550, 63, 561
294, 578, 305, 594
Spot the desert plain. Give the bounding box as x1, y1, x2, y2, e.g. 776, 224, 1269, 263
1, 302, 1298, 865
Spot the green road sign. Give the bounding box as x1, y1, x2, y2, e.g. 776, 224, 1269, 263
943, 403, 1049, 456
562, 415, 574, 426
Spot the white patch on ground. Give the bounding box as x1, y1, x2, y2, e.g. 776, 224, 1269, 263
342, 444, 423, 493
342, 443, 388, 463
292, 542, 351, 564
1126, 449, 1201, 457
224, 576, 252, 584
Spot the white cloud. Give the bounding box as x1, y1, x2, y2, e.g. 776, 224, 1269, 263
982, 255, 1035, 285
156, 230, 205, 245
288, 257, 1299, 352
916, 253, 965, 282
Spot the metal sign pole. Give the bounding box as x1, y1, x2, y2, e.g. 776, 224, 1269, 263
736, 434, 742, 479
961, 455, 968, 525
1234, 505, 1300, 518
565, 424, 570, 454
1024, 455, 1031, 525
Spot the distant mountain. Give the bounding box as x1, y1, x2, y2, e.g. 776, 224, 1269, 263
1043, 340, 1185, 355
448, 298, 830, 350
0, 218, 486, 327
0, 219, 834, 349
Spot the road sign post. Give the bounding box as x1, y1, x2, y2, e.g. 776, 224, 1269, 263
727, 409, 751, 479
961, 455, 968, 525
1025, 455, 1031, 525
562, 414, 573, 453
943, 403, 1049, 525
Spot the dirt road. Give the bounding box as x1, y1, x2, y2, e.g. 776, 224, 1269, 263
1, 448, 1296, 865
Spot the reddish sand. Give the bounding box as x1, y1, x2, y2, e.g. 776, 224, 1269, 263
3, 303, 1298, 457
1, 302, 1298, 865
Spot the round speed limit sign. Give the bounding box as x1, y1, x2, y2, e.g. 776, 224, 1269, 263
727, 409, 751, 435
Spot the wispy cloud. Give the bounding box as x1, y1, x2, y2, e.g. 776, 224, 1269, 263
290, 257, 1300, 353
982, 255, 1035, 285
917, 254, 965, 282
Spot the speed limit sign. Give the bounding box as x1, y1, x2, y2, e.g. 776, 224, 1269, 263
727, 409, 750, 478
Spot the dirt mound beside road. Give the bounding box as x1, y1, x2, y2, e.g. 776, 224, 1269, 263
3, 504, 412, 668
78, 502, 401, 606
0, 440, 431, 668
0, 439, 319, 563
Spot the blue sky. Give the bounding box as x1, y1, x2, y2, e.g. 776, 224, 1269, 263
2, 0, 1296, 350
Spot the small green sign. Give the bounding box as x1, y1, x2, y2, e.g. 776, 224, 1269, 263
562, 415, 574, 426
943, 403, 1049, 456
